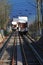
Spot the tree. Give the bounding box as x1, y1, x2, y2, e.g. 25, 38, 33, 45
0, 0, 11, 29
29, 20, 43, 36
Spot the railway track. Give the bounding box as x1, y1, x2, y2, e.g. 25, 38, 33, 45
31, 39, 43, 65
0, 31, 17, 65
26, 33, 35, 42
26, 34, 43, 65
19, 34, 40, 65
0, 32, 14, 58
23, 35, 43, 65
19, 35, 28, 65
0, 31, 42, 65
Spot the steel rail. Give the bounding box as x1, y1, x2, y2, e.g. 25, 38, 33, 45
11, 34, 17, 65
0, 32, 14, 59
23, 35, 43, 65
19, 35, 28, 65
0, 31, 17, 65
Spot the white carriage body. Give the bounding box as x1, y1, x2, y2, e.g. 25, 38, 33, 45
18, 16, 28, 33
11, 18, 18, 30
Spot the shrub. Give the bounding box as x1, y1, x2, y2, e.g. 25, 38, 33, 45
4, 30, 9, 36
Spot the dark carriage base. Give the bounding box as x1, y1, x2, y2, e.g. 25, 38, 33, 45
12, 28, 16, 31
18, 31, 28, 35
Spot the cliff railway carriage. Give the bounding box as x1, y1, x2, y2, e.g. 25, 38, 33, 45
11, 21, 17, 31
18, 16, 28, 34
11, 18, 18, 31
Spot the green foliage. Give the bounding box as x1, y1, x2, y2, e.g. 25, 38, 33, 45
4, 30, 9, 36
